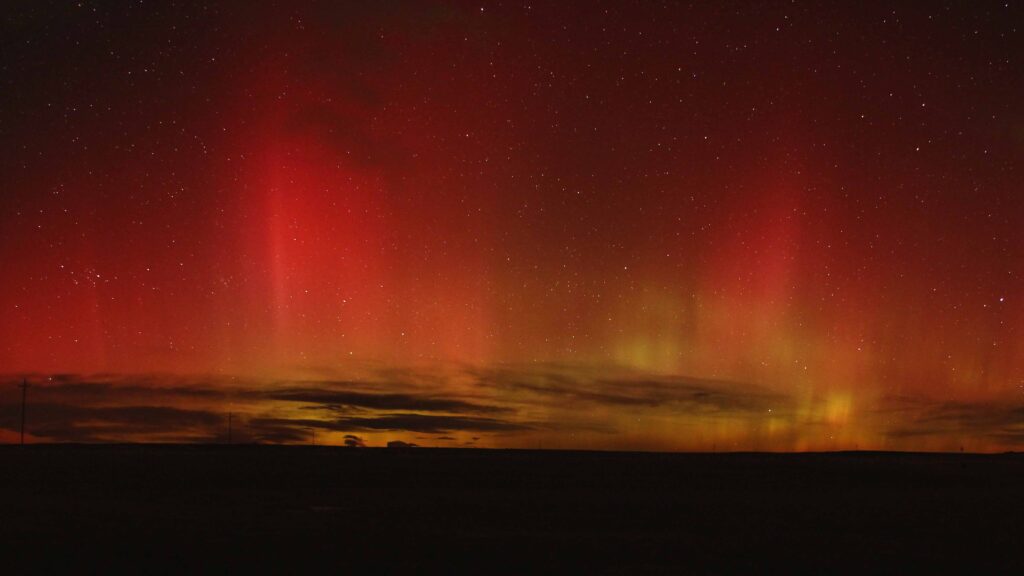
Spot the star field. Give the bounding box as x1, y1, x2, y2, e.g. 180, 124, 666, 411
0, 1, 1022, 449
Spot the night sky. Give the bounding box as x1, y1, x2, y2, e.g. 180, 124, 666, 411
1, 1, 1022, 450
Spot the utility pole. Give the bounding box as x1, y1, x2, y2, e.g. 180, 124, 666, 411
18, 379, 29, 445
227, 412, 233, 444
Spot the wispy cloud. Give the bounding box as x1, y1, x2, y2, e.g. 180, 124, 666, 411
0, 366, 790, 444
470, 364, 784, 415
6, 367, 1023, 449
882, 398, 1024, 443
250, 413, 530, 435
266, 388, 510, 414
0, 402, 222, 443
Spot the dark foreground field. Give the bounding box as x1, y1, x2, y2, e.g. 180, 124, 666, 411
2, 446, 1022, 573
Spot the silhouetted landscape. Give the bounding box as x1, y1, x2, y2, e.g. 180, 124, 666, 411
4, 1, 1024, 572
3, 445, 1022, 573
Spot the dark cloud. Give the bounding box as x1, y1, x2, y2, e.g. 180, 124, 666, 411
0, 364, 827, 445
471, 365, 784, 415
0, 402, 222, 443
0, 371, 536, 443
343, 434, 365, 448
250, 413, 529, 435
266, 388, 509, 414
0, 374, 236, 402
334, 414, 530, 433
884, 399, 1024, 443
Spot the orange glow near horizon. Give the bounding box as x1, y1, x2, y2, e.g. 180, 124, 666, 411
1, 2, 1023, 451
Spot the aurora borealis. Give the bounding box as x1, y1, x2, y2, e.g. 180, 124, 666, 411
1, 1, 1022, 450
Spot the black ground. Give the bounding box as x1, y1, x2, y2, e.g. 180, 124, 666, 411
2, 445, 1022, 573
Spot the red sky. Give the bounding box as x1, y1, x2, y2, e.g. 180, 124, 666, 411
1, 1, 1022, 450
